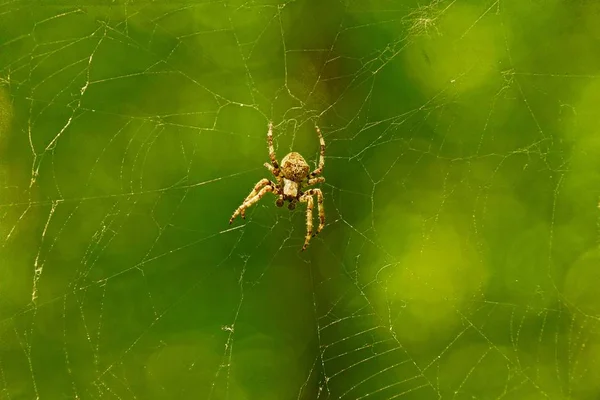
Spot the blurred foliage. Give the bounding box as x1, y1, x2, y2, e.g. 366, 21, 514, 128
1, 0, 600, 399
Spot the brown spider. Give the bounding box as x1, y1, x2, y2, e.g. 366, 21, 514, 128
229, 122, 326, 250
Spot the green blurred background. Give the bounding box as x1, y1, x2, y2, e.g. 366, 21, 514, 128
1, 0, 600, 399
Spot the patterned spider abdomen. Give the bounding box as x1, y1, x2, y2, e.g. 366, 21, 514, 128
280, 152, 309, 182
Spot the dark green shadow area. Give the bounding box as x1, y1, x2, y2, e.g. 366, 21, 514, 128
1, 0, 600, 399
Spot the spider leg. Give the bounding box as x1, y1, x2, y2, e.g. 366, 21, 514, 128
267, 121, 279, 169
307, 176, 325, 186
300, 194, 314, 251
229, 183, 274, 224
304, 188, 325, 235
264, 162, 275, 173
264, 162, 283, 186
240, 178, 271, 219
309, 125, 325, 178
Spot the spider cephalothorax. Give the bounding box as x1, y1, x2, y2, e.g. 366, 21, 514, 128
229, 122, 326, 250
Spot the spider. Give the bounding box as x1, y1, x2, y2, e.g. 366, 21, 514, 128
229, 122, 326, 251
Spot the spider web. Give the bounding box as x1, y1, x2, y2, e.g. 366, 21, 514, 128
1, 0, 600, 398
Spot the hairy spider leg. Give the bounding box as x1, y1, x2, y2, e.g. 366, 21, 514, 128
264, 162, 274, 172
309, 125, 325, 178
304, 188, 325, 235
229, 184, 274, 224
240, 178, 271, 219
307, 176, 325, 186
300, 195, 314, 251
267, 121, 279, 169
264, 162, 283, 186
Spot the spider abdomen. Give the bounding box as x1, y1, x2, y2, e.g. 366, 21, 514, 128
281, 152, 310, 181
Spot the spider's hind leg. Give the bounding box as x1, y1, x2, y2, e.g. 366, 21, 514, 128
267, 122, 279, 169
265, 163, 283, 188
307, 177, 325, 186
309, 125, 325, 178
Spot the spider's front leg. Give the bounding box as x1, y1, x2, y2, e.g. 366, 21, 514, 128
304, 189, 325, 235
229, 183, 274, 224
240, 178, 270, 219
299, 188, 326, 250
300, 195, 314, 251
